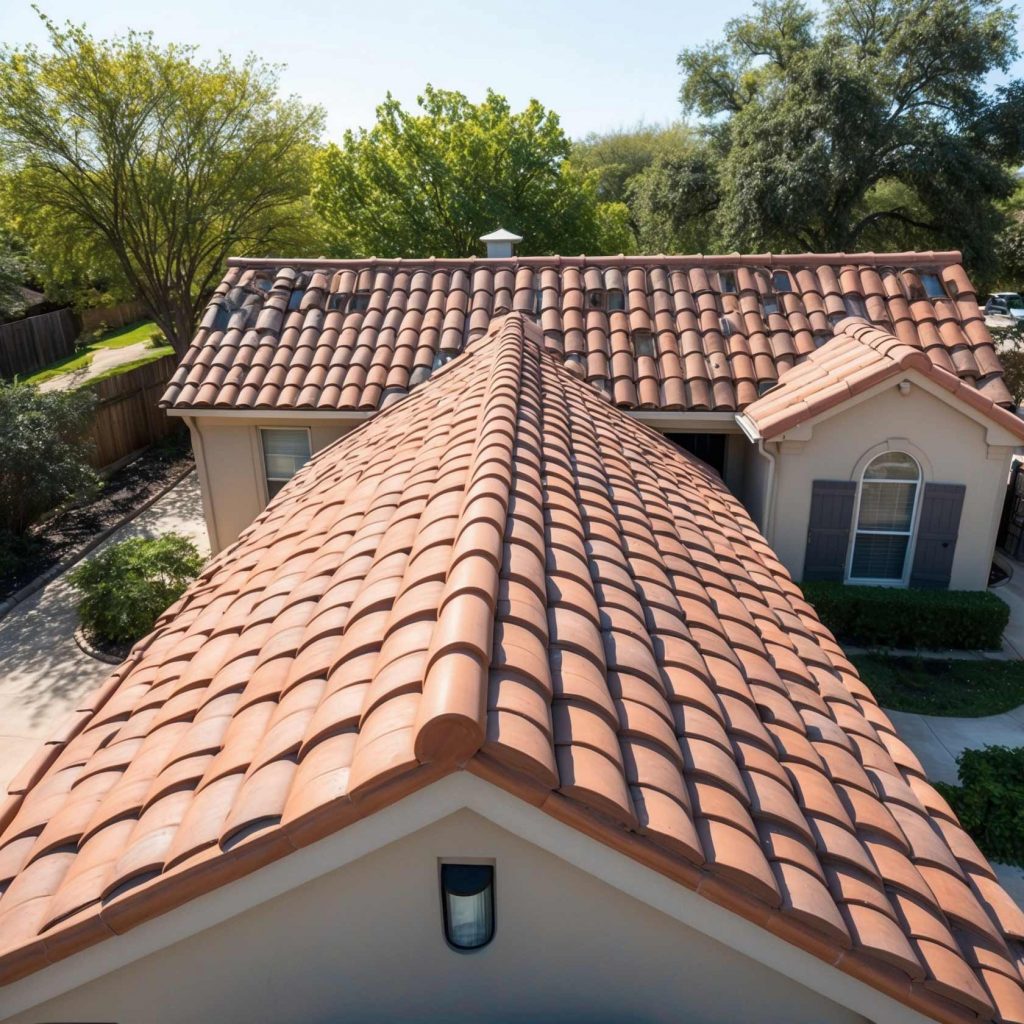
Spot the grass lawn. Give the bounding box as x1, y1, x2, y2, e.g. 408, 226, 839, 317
21, 319, 163, 386
86, 348, 173, 386
852, 654, 1024, 716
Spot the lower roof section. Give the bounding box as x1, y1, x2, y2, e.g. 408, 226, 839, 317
2, 314, 1023, 1022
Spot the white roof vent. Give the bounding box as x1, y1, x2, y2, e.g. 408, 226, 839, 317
480, 227, 523, 259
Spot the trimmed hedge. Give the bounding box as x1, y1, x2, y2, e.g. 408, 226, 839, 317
800, 582, 1008, 650
937, 746, 1024, 867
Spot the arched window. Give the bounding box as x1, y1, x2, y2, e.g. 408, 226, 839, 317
848, 452, 921, 583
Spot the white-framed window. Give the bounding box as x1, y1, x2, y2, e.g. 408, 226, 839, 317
259, 427, 311, 500
846, 451, 921, 585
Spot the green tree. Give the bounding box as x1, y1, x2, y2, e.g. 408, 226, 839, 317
0, 14, 325, 357
0, 380, 97, 536
993, 177, 1024, 291
625, 149, 723, 253
314, 85, 631, 257
0, 230, 28, 319
572, 122, 694, 203
675, 0, 1024, 268
571, 123, 719, 252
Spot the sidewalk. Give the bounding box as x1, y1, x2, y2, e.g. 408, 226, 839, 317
0, 473, 208, 791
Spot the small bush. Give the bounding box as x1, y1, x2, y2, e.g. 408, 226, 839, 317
937, 747, 1024, 867
69, 533, 203, 646
147, 330, 167, 349
801, 582, 1008, 650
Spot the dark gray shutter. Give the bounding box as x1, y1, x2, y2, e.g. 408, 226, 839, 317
910, 483, 966, 589
803, 481, 857, 581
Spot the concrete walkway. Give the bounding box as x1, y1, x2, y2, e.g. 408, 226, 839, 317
885, 703, 1024, 909
0, 473, 208, 792
885, 704, 1024, 785
994, 562, 1024, 657
38, 340, 153, 393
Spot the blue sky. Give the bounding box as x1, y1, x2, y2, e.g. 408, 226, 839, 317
2, 0, 1023, 141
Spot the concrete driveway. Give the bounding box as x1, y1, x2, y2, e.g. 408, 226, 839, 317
0, 473, 208, 791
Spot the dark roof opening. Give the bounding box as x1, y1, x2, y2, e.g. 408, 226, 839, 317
920, 272, 946, 299
633, 330, 655, 358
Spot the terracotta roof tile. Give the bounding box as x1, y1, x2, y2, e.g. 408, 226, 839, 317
742, 318, 1024, 441
161, 252, 1012, 414
5, 313, 1023, 1021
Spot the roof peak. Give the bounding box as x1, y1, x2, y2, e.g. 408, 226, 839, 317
743, 317, 1024, 441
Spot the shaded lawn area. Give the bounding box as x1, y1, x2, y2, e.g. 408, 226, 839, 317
21, 319, 163, 386
86, 348, 173, 386
852, 654, 1024, 717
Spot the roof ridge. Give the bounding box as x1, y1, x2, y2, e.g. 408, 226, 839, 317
412, 316, 525, 765
225, 250, 963, 271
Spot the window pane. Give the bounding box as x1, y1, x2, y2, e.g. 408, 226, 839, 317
864, 452, 918, 481
851, 533, 909, 580
857, 481, 916, 530
261, 429, 310, 488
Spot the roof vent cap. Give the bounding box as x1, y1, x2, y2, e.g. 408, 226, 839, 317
480, 227, 523, 259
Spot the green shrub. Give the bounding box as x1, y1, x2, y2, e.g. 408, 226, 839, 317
937, 747, 1024, 867
147, 330, 167, 349
801, 582, 1008, 650
69, 533, 203, 646
0, 381, 98, 535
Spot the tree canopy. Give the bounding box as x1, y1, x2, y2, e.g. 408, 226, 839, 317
0, 380, 97, 537
0, 14, 325, 356
571, 123, 720, 253
671, 0, 1024, 269
0, 231, 28, 320
313, 85, 632, 258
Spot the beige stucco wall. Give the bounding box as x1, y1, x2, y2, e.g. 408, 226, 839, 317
5, 809, 866, 1024
187, 413, 749, 555
185, 414, 362, 553
765, 378, 1016, 590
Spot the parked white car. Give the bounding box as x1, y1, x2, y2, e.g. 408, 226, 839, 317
984, 291, 1024, 325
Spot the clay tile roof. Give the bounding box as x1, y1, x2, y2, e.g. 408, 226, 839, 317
741, 318, 1024, 442
160, 251, 1013, 414
7, 313, 1024, 1021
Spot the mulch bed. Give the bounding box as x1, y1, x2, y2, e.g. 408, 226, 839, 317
0, 435, 194, 603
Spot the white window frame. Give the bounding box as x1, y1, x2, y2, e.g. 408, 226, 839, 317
258, 426, 312, 504
845, 451, 922, 587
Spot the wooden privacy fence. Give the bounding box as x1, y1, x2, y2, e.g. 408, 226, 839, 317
86, 354, 182, 468
0, 308, 77, 379
80, 300, 150, 333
